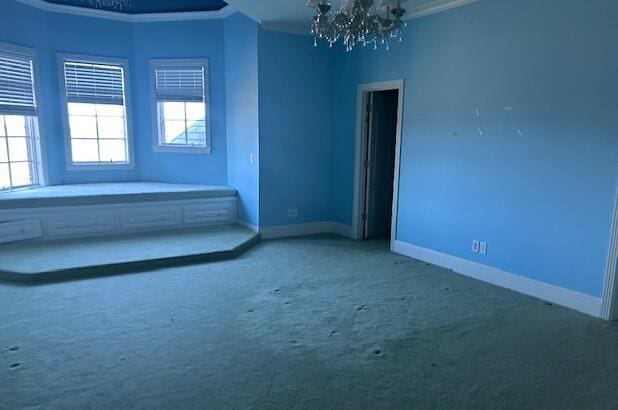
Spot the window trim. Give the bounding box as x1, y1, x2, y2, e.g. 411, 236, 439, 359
0, 41, 47, 191
58, 53, 135, 171
149, 58, 211, 155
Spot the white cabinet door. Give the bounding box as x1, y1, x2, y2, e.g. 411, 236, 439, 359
0, 219, 42, 244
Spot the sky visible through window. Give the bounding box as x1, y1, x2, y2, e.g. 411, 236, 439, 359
68, 102, 127, 163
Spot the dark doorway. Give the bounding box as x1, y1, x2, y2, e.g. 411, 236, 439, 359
361, 89, 399, 239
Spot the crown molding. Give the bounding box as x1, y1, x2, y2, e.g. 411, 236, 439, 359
258, 0, 480, 35
405, 0, 479, 20
12, 0, 236, 22
260, 21, 311, 36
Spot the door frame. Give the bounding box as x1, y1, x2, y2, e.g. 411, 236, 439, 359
352, 79, 404, 249
601, 189, 618, 320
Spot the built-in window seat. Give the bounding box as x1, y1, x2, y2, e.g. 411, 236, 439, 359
0, 182, 239, 244
0, 182, 237, 209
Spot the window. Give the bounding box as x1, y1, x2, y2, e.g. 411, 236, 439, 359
151, 59, 210, 153
0, 43, 44, 191
60, 55, 132, 168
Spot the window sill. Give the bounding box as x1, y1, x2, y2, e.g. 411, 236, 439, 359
152, 145, 212, 155
0, 184, 41, 194
66, 162, 136, 171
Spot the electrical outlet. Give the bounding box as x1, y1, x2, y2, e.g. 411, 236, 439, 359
472, 240, 480, 253
479, 242, 487, 255
288, 208, 299, 218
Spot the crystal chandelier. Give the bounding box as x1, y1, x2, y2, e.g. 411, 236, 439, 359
80, 0, 131, 10
309, 0, 407, 51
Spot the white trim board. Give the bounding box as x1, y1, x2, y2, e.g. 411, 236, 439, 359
406, 0, 479, 20
393, 240, 603, 318
236, 219, 259, 233
601, 190, 618, 320
260, 221, 354, 240
12, 0, 236, 22
260, 21, 311, 36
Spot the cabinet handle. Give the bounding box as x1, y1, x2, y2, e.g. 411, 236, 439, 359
130, 216, 172, 224
62, 222, 101, 229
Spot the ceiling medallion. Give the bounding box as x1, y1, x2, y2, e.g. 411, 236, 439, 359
80, 0, 131, 11
309, 0, 407, 51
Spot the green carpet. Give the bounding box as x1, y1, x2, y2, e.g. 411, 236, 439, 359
0, 225, 258, 282
1, 235, 616, 409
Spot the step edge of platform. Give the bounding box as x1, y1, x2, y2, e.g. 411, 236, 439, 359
0, 232, 260, 284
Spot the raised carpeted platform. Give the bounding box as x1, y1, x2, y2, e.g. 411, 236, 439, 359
0, 225, 259, 283
0, 182, 237, 209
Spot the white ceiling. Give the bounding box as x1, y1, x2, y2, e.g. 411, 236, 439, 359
225, 0, 478, 34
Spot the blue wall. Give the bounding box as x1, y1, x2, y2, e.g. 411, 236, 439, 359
132, 20, 228, 185
3, 0, 617, 298
46, 12, 138, 184
332, 0, 618, 297
257, 29, 334, 227
224, 13, 260, 226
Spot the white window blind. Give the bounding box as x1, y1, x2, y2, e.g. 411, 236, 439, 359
0, 52, 36, 116
64, 61, 125, 105
155, 64, 205, 102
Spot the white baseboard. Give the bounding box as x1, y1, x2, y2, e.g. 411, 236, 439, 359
393, 240, 603, 318
260, 221, 354, 240
236, 219, 259, 233
330, 222, 355, 239
406, 0, 479, 20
